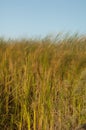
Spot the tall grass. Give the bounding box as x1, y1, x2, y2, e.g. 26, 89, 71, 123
0, 35, 86, 130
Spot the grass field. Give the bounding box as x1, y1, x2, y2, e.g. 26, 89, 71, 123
0, 35, 86, 130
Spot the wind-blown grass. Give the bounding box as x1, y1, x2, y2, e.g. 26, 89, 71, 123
0, 35, 86, 130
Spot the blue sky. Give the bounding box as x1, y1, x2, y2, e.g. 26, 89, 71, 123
0, 0, 86, 39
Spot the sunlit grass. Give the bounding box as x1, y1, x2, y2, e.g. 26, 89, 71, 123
0, 34, 86, 130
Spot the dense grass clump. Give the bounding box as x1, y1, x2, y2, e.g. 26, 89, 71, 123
0, 35, 86, 130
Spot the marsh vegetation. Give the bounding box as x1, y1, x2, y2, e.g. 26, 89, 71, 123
0, 35, 86, 130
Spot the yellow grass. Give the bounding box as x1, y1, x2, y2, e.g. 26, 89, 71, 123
0, 35, 86, 130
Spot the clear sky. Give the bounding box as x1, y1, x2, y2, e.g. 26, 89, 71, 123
0, 0, 86, 39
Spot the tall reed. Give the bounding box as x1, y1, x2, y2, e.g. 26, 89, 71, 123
0, 35, 86, 130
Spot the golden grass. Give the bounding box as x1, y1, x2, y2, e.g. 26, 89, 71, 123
0, 35, 86, 130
